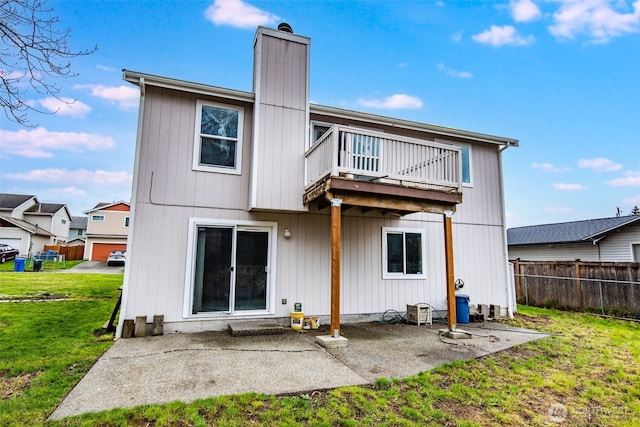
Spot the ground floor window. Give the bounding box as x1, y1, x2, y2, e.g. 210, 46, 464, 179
185, 219, 276, 317
382, 227, 426, 279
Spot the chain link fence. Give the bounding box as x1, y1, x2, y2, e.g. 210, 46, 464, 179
515, 274, 640, 318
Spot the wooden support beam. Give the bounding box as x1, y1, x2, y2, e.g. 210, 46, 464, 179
444, 211, 457, 331
330, 198, 342, 337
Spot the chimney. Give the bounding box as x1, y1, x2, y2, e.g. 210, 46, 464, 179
250, 24, 311, 211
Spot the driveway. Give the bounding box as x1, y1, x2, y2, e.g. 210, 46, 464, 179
59, 260, 124, 274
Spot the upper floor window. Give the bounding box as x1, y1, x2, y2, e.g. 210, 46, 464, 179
437, 139, 473, 186
382, 227, 426, 279
310, 122, 331, 147
91, 215, 105, 222
193, 100, 243, 175
61, 219, 67, 224
459, 144, 472, 186
124, 217, 130, 227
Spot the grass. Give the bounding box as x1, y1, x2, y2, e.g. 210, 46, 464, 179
1, 271, 639, 426
0, 258, 85, 272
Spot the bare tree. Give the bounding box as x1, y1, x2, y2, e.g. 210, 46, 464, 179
0, 0, 96, 126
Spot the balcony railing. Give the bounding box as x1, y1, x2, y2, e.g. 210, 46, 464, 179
304, 125, 462, 193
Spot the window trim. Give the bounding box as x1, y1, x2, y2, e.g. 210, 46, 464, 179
435, 139, 473, 187
193, 100, 244, 175
183, 218, 278, 319
310, 120, 332, 148
381, 227, 427, 279
91, 215, 105, 222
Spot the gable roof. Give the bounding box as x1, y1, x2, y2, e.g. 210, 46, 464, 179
84, 201, 131, 214
0, 214, 55, 236
507, 215, 640, 246
70, 216, 88, 229
123, 69, 519, 148
25, 203, 67, 215
0, 193, 36, 210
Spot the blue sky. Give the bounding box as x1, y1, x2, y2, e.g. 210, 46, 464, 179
1, 0, 638, 227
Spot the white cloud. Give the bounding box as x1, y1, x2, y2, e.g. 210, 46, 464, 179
75, 84, 139, 110
3, 169, 132, 186
511, 0, 541, 22
96, 64, 116, 72
532, 162, 571, 172
0, 128, 115, 158
205, 0, 279, 29
51, 186, 88, 196
549, 0, 640, 43
554, 182, 589, 190
607, 170, 640, 186
436, 63, 473, 79
472, 25, 535, 46
36, 97, 92, 118
357, 94, 424, 109
578, 157, 623, 171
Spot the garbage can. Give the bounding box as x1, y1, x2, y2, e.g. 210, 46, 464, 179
33, 260, 42, 272
455, 294, 470, 324
13, 258, 26, 272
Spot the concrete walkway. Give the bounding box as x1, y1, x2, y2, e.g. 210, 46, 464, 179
50, 321, 547, 420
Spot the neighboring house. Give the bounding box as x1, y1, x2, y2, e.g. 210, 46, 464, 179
0, 193, 72, 256
83, 202, 130, 261
117, 24, 519, 338
68, 216, 88, 245
507, 215, 640, 262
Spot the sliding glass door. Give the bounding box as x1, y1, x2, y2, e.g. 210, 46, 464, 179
192, 226, 270, 314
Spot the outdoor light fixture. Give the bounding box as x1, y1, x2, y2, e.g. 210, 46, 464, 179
283, 228, 291, 238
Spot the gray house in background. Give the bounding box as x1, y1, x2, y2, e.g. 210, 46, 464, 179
507, 216, 640, 262
68, 216, 88, 245
0, 193, 72, 256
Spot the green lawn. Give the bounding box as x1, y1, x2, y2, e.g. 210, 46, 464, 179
1, 271, 638, 426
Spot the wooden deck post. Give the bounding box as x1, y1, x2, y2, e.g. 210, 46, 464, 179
444, 211, 457, 331
330, 198, 342, 338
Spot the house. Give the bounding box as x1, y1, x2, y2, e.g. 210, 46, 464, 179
83, 202, 130, 261
67, 216, 88, 246
117, 24, 518, 338
507, 215, 640, 262
0, 193, 72, 256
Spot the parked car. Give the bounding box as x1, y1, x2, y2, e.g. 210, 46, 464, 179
107, 250, 126, 266
0, 244, 20, 263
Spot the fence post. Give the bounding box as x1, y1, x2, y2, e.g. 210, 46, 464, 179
523, 275, 529, 306
514, 259, 521, 300
575, 259, 583, 310
598, 281, 605, 315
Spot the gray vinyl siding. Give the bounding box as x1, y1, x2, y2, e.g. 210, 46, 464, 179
598, 224, 640, 261
136, 86, 253, 210
509, 224, 640, 262
251, 30, 309, 212
123, 205, 510, 332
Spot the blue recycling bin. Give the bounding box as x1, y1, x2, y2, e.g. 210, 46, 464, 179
456, 294, 470, 324
13, 258, 26, 272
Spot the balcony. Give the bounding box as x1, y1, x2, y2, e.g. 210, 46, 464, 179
303, 125, 463, 215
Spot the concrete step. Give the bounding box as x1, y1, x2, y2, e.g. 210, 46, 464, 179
228, 320, 286, 337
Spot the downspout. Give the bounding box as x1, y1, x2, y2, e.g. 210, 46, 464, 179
591, 235, 606, 262
498, 142, 517, 318
116, 75, 145, 339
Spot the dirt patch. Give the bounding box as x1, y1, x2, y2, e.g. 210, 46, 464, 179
0, 372, 41, 399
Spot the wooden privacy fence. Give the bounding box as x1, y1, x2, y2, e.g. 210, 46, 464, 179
512, 260, 640, 318
43, 245, 85, 261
